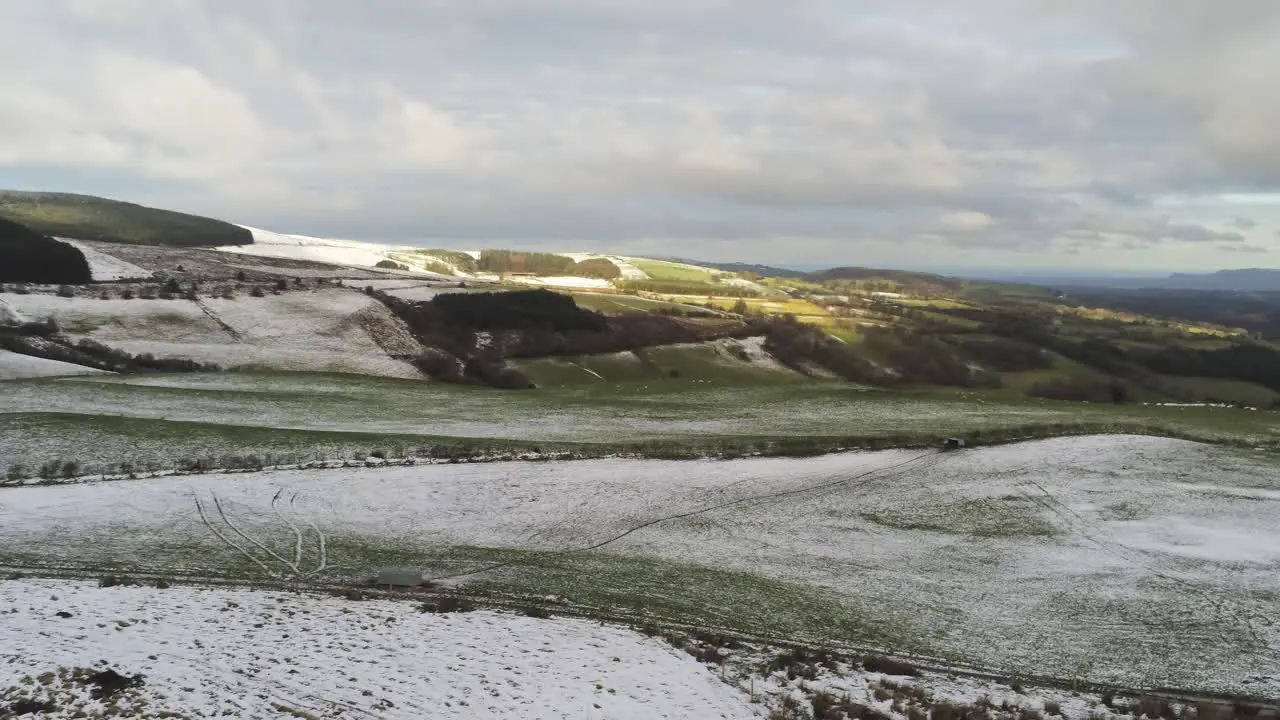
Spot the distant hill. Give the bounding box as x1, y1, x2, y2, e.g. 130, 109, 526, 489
651, 257, 807, 279
0, 191, 253, 247
0, 216, 91, 284
1159, 269, 1280, 292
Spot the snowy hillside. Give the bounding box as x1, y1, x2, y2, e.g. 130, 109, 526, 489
54, 238, 153, 281
222, 225, 445, 276
0, 289, 425, 378
0, 578, 757, 719
0, 349, 112, 380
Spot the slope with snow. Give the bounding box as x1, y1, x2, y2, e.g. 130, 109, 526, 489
0, 349, 111, 380
222, 225, 423, 273
0, 578, 756, 719
0, 289, 425, 378
54, 238, 153, 281
2, 436, 1277, 696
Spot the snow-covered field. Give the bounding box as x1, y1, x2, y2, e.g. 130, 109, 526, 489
54, 238, 153, 281
0, 290, 424, 378
0, 349, 111, 380
2, 436, 1277, 696
222, 225, 424, 272
0, 578, 755, 719
508, 275, 615, 289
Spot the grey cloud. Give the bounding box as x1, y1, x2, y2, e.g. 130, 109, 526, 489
1, 0, 1278, 269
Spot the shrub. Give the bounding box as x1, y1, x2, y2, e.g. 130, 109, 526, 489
420, 597, 474, 613
121, 288, 134, 300
1044, 701, 1063, 717
98, 575, 138, 588
520, 606, 552, 619
375, 259, 408, 271
863, 655, 921, 677
369, 449, 387, 460
60, 461, 81, 479
250, 286, 266, 298
236, 270, 247, 282
56, 285, 76, 298
275, 279, 288, 291
164, 278, 181, 294
5, 464, 28, 482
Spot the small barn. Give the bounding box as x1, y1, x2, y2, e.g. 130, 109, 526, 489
376, 568, 424, 588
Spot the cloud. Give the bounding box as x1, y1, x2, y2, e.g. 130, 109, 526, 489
0, 0, 1278, 270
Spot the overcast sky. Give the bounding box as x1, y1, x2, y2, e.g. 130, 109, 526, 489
2, 1, 1279, 271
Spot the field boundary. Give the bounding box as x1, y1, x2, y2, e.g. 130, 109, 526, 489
3, 421, 1277, 490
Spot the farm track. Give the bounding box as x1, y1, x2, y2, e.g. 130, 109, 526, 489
2, 563, 1276, 711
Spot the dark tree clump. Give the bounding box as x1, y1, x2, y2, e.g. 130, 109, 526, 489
0, 217, 92, 284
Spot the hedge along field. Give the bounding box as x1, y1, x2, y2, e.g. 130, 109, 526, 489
1, 371, 1278, 478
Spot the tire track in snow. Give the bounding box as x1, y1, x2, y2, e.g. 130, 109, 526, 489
428, 448, 943, 582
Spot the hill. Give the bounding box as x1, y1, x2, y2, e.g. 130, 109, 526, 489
1159, 268, 1280, 291
0, 190, 253, 247
0, 216, 91, 284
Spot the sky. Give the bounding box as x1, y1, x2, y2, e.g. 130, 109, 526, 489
2, 1, 1280, 272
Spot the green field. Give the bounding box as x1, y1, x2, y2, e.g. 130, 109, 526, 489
631, 259, 717, 283
2, 370, 1277, 478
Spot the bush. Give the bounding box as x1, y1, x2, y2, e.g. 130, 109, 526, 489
164, 278, 181, 294
5, 464, 28, 482
375, 259, 408, 271
98, 575, 138, 588
420, 597, 474, 613
863, 655, 920, 677
250, 286, 266, 298
275, 279, 288, 291
56, 284, 76, 298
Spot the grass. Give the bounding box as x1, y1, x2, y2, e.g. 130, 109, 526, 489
630, 259, 717, 283
1158, 376, 1280, 406
3, 370, 1279, 480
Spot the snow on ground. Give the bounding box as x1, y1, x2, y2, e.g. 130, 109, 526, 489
0, 578, 756, 719
0, 349, 110, 380
54, 238, 153, 281
0, 290, 424, 378
3, 436, 1277, 695
609, 257, 650, 281
222, 225, 419, 272
0, 297, 25, 324
507, 276, 615, 289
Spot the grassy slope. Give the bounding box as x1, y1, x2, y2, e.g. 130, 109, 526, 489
2, 371, 1277, 478
631, 258, 716, 283
0, 190, 253, 247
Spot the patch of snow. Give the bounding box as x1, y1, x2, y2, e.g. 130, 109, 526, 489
507, 276, 614, 289
0, 349, 111, 380
0, 297, 25, 324
609, 257, 650, 281
54, 238, 153, 281
0, 578, 756, 719
0, 290, 425, 379
223, 225, 427, 273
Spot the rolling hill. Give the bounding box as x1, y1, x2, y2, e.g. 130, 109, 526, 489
0, 190, 253, 247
